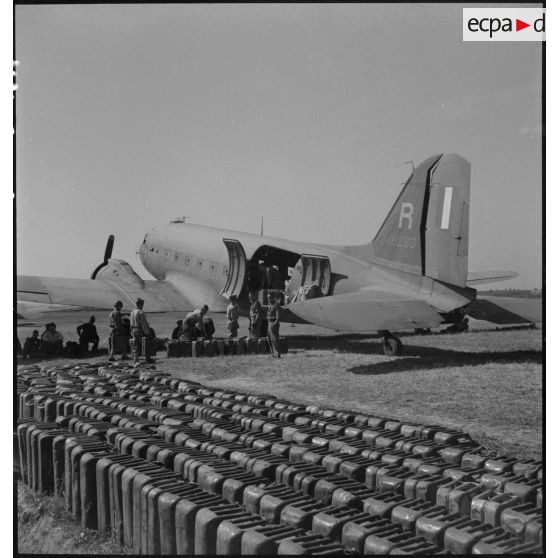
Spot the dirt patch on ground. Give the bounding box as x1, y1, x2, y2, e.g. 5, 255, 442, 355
17, 484, 129, 555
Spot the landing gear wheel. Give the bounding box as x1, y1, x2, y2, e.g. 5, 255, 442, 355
382, 336, 403, 356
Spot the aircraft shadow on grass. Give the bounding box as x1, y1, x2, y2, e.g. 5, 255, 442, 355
286, 333, 542, 375
348, 348, 542, 375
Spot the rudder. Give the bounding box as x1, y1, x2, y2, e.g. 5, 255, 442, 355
424, 153, 470, 287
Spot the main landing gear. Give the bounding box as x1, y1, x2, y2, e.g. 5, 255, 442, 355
380, 331, 403, 356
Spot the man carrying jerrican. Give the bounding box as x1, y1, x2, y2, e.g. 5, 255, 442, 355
248, 291, 263, 338
183, 304, 212, 340
226, 295, 240, 338
108, 300, 129, 361
130, 298, 154, 363
76, 315, 100, 354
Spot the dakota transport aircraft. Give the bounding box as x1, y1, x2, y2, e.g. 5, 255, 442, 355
17, 154, 540, 355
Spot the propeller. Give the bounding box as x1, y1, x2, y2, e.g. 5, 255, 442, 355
91, 235, 115, 279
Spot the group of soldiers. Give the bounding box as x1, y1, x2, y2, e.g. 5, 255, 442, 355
21, 318, 101, 359
108, 299, 148, 363
20, 291, 283, 363
108, 298, 217, 363
223, 291, 282, 358
108, 290, 283, 363
21, 323, 64, 358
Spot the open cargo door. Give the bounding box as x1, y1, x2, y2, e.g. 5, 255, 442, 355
221, 239, 247, 299
288, 254, 331, 303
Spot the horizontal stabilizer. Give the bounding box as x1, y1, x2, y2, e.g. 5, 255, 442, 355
288, 290, 444, 332
466, 296, 542, 324
466, 270, 518, 286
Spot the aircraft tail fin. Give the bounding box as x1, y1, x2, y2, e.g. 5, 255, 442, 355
372, 153, 471, 288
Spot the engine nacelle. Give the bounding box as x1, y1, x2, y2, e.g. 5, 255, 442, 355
94, 259, 145, 289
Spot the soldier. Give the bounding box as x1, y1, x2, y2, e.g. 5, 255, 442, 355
171, 320, 183, 340
442, 317, 469, 334
122, 315, 132, 354
226, 295, 240, 338
130, 298, 154, 363
248, 291, 263, 338
40, 323, 64, 356
262, 259, 274, 289
76, 316, 100, 354
267, 292, 281, 358
22, 330, 41, 359
183, 305, 214, 340
108, 301, 129, 361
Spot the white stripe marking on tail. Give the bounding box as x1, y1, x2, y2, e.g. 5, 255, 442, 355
440, 187, 453, 229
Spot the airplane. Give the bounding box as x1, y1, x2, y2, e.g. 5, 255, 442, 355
17, 153, 541, 356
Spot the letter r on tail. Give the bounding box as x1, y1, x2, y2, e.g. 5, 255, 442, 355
398, 202, 414, 229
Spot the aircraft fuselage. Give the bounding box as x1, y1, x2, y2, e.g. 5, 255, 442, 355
137, 221, 475, 320
21, 154, 513, 341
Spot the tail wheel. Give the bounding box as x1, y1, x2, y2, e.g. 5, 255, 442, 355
382, 336, 403, 356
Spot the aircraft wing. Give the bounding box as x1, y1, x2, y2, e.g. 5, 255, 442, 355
466, 296, 542, 324
16, 275, 191, 312
287, 290, 444, 332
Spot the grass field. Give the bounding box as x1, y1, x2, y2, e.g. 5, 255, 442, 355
16, 309, 542, 553
17, 309, 543, 459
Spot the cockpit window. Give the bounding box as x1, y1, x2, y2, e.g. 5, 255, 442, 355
142, 234, 148, 244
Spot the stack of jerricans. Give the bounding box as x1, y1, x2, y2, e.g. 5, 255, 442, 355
165, 337, 288, 358
16, 361, 542, 555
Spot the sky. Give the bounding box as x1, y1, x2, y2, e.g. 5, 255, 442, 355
15, 3, 543, 288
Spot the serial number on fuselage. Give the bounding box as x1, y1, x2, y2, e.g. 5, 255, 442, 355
383, 235, 418, 249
